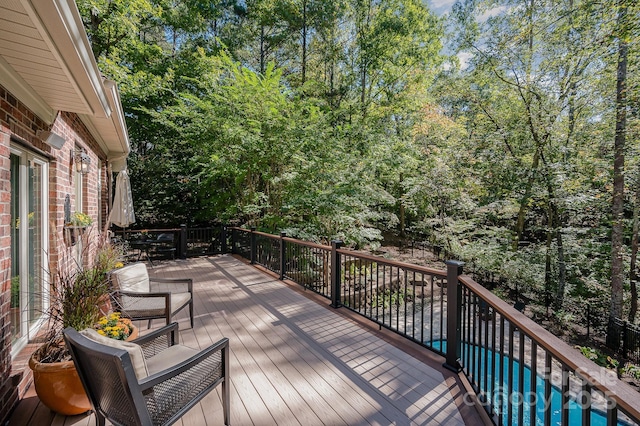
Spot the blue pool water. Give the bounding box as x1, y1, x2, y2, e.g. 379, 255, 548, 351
431, 340, 630, 426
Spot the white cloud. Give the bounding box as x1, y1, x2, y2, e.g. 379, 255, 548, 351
429, 0, 456, 8
477, 5, 508, 22
457, 52, 473, 70
427, 0, 456, 16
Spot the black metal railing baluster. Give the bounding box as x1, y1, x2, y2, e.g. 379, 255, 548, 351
508, 323, 514, 426
544, 353, 552, 426
518, 331, 525, 426
471, 294, 478, 385
581, 377, 591, 426
411, 271, 416, 340
607, 402, 618, 426
375, 261, 380, 323
429, 274, 434, 346
483, 300, 489, 404
369, 260, 374, 319
529, 340, 537, 426
382, 264, 387, 328
490, 311, 497, 417
499, 315, 505, 426
561, 365, 569, 426
395, 266, 400, 332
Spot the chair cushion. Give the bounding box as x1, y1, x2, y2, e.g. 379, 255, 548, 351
111, 263, 150, 293
171, 292, 191, 314
80, 328, 149, 380
118, 292, 190, 318
146, 345, 199, 376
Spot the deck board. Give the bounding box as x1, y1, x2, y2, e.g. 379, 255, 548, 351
9, 255, 480, 426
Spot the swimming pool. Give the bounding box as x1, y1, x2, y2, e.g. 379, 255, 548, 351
431, 340, 631, 426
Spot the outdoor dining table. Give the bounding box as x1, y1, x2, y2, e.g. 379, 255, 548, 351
129, 239, 176, 265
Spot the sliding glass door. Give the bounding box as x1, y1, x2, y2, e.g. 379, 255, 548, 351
10, 146, 49, 355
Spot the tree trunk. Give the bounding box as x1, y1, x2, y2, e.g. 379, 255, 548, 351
608, 0, 628, 346
545, 209, 553, 314
556, 221, 566, 309
399, 173, 405, 237
543, 175, 566, 312
360, 65, 367, 115
301, 0, 307, 85
513, 147, 541, 250
630, 173, 639, 322
260, 25, 266, 75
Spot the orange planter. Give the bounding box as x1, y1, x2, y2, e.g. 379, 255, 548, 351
127, 324, 139, 341
28, 355, 91, 416
28, 325, 138, 415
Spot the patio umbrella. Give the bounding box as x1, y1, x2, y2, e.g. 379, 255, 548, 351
109, 169, 136, 228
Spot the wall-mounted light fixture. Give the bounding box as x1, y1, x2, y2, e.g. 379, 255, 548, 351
36, 130, 65, 149
74, 148, 91, 174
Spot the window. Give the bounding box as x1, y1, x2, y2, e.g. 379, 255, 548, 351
10, 145, 49, 356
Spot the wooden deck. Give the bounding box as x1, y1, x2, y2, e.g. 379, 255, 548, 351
9, 255, 484, 426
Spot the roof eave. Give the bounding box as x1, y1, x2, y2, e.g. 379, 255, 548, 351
21, 0, 111, 118
0, 55, 56, 124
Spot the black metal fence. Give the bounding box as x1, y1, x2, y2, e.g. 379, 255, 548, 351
609, 318, 640, 365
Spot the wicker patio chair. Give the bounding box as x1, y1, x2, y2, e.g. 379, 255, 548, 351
109, 262, 194, 328
63, 323, 230, 426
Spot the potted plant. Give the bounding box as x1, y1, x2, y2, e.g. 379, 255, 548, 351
28, 239, 123, 415
64, 212, 93, 246
94, 312, 138, 341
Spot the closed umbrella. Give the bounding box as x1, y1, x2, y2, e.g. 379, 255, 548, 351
109, 169, 135, 228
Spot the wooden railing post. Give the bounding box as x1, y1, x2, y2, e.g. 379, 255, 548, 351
330, 240, 343, 308
280, 232, 286, 280
179, 224, 188, 259
444, 260, 464, 372
250, 227, 256, 265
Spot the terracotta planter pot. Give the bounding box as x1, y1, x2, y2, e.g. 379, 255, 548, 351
28, 355, 91, 416
127, 324, 139, 341
28, 325, 138, 415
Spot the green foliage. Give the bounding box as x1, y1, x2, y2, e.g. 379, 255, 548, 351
10, 276, 19, 308
372, 288, 412, 309
77, 0, 640, 324
622, 363, 640, 380
576, 346, 619, 370
35, 240, 121, 363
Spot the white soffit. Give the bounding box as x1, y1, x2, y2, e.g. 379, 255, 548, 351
0, 0, 129, 157
0, 0, 110, 120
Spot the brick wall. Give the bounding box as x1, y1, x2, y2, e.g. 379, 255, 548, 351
0, 128, 15, 425
0, 84, 109, 424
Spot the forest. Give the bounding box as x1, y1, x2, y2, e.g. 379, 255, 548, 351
77, 0, 639, 337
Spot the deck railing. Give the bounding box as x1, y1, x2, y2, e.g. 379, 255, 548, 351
115, 225, 640, 425
227, 227, 640, 426
113, 225, 227, 259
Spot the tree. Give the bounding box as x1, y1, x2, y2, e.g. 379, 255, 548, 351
609, 0, 630, 342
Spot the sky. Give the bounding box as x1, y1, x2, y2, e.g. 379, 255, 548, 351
427, 0, 456, 16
